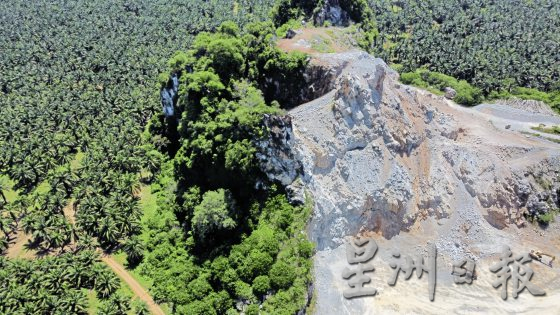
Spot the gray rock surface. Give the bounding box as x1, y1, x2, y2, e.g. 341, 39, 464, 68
287, 51, 559, 252
285, 29, 297, 39
313, 0, 349, 26
273, 50, 560, 314
444, 86, 456, 99
493, 98, 559, 116
255, 114, 303, 186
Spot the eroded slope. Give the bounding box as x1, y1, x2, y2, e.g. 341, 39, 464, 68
284, 51, 560, 314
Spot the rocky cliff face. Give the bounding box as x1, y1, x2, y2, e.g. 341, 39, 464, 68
262, 50, 560, 314
283, 51, 560, 250
265, 56, 344, 109
255, 114, 303, 187
161, 73, 178, 117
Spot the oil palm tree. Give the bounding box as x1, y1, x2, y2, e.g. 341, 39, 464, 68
0, 177, 9, 203
93, 268, 120, 299
54, 289, 88, 315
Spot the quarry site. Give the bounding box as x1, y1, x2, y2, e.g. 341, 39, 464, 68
3, 1, 559, 314
269, 30, 560, 314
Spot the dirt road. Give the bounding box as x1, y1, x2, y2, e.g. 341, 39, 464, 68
101, 255, 165, 315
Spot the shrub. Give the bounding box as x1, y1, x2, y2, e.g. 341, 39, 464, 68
252, 275, 271, 296
276, 19, 302, 37
191, 189, 237, 244
246, 304, 260, 315
400, 69, 483, 106
178, 300, 217, 315
234, 281, 255, 301
269, 261, 296, 289
537, 211, 556, 225
188, 276, 214, 300
488, 87, 560, 112
239, 250, 273, 280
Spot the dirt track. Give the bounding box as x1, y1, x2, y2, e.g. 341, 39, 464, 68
101, 255, 165, 315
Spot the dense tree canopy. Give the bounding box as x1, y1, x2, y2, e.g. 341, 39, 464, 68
0, 250, 120, 314
2, 0, 558, 313
0, 0, 277, 312
370, 0, 560, 108
141, 20, 314, 314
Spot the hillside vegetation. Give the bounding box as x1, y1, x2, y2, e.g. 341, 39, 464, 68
144, 21, 314, 314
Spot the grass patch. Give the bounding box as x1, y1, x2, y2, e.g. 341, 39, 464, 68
537, 212, 555, 225
139, 185, 158, 225
34, 180, 51, 195
112, 251, 127, 265
87, 289, 100, 315
525, 208, 560, 226
276, 19, 302, 37
535, 177, 552, 190
310, 35, 335, 53
400, 69, 483, 106
544, 137, 560, 144
531, 124, 560, 135
112, 251, 154, 290
71, 150, 85, 170
520, 131, 560, 144
0, 175, 18, 202
537, 208, 559, 225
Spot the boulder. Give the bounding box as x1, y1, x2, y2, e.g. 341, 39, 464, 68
286, 179, 306, 205
444, 86, 457, 99
285, 29, 297, 39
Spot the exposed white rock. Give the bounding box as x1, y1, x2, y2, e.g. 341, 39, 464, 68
287, 51, 560, 251
272, 50, 560, 314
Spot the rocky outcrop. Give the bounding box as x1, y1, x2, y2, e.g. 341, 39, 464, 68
268, 56, 345, 109
524, 156, 560, 217
285, 29, 297, 39
494, 98, 559, 116
259, 50, 560, 250
444, 86, 456, 99
255, 114, 303, 187
313, 0, 350, 26
264, 49, 560, 315
160, 73, 178, 117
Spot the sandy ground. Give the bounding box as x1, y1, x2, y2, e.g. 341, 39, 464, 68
5, 229, 32, 259
315, 241, 560, 315
313, 177, 560, 314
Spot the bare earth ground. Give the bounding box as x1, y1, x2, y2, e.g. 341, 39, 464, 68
277, 27, 353, 54
5, 229, 32, 259
304, 88, 560, 313
313, 214, 560, 315
101, 254, 165, 315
